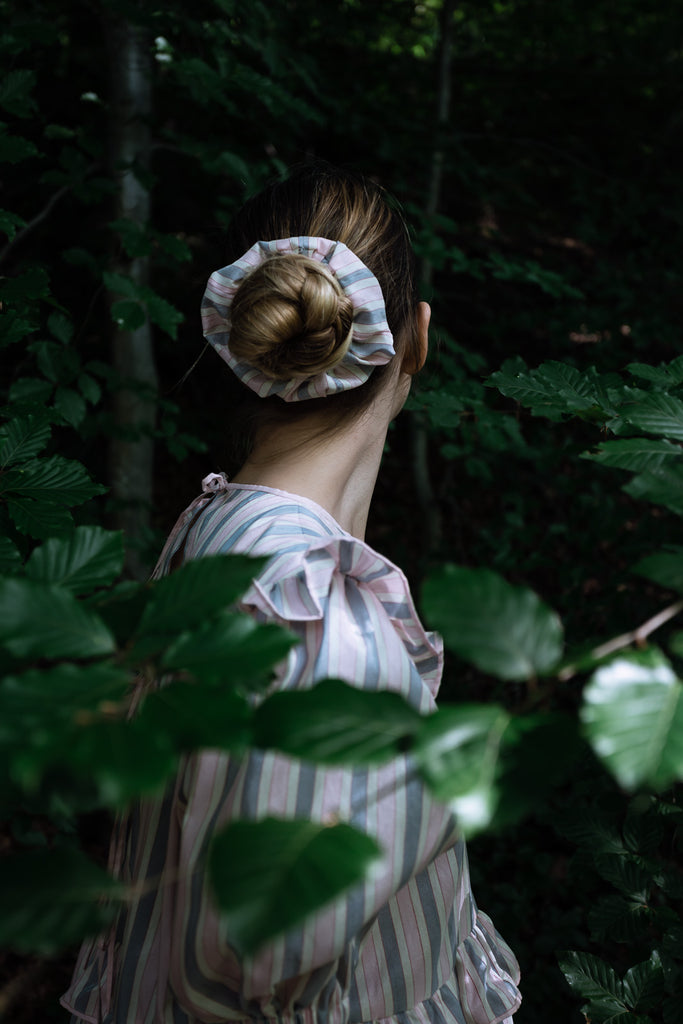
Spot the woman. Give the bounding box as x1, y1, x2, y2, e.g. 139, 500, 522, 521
62, 165, 521, 1024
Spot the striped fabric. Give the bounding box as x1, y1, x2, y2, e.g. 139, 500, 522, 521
201, 238, 396, 402
62, 484, 521, 1024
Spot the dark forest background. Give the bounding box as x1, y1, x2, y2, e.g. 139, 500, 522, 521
2, 1, 683, 1021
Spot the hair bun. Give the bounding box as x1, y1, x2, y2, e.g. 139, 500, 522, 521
228, 254, 354, 380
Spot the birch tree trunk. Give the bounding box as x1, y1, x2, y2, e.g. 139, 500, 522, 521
412, 0, 456, 559
106, 17, 157, 579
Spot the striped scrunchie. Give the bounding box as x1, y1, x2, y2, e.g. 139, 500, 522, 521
200, 237, 395, 402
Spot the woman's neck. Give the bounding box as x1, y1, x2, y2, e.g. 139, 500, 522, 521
231, 374, 408, 539
231, 411, 388, 540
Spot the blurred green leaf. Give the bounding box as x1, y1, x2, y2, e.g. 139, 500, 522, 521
0, 846, 120, 954
0, 578, 115, 659
161, 613, 295, 688
0, 208, 26, 240
210, 818, 380, 954
0, 662, 128, 736
413, 703, 509, 834
63, 719, 177, 804
634, 547, 683, 593
253, 679, 422, 763
0, 535, 22, 571
54, 386, 86, 427
422, 565, 563, 680
110, 297, 146, 331
138, 682, 251, 752
581, 650, 683, 790
624, 464, 683, 517
136, 554, 266, 647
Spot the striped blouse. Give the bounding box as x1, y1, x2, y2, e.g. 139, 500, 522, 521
62, 482, 521, 1024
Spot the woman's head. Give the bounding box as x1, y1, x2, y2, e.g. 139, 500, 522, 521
222, 164, 420, 369
208, 163, 424, 462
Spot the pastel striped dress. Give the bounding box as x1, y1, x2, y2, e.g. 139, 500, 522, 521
62, 482, 521, 1024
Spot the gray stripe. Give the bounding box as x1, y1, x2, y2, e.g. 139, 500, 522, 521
377, 904, 407, 1011
415, 869, 445, 995
463, 937, 508, 1016
342, 579, 380, 689
115, 790, 176, 1015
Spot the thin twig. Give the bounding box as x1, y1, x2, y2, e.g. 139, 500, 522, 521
559, 599, 683, 681
0, 184, 72, 266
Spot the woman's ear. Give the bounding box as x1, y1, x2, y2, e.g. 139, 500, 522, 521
402, 302, 431, 375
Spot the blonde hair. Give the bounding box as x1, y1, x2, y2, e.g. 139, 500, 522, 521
229, 253, 354, 380
219, 164, 421, 466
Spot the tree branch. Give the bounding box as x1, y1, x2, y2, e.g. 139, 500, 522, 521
559, 599, 683, 681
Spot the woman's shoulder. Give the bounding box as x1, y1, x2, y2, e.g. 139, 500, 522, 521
156, 479, 443, 697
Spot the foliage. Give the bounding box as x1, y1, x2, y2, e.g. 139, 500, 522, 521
2, 1, 683, 1021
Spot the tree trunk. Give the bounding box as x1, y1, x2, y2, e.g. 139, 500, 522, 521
105, 17, 157, 579
412, 0, 456, 560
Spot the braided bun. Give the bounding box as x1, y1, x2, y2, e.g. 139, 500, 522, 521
229, 254, 354, 380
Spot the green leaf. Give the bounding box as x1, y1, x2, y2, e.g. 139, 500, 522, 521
628, 356, 683, 388
104, 271, 184, 339
143, 288, 184, 339
8, 377, 53, 403
0, 578, 115, 660
253, 679, 423, 763
137, 554, 266, 644
210, 818, 380, 954
109, 218, 151, 258
622, 392, 683, 441
622, 952, 664, 1011
5, 495, 74, 538
111, 297, 146, 331
488, 361, 619, 421
65, 719, 177, 804
0, 535, 22, 571
624, 465, 683, 517
0, 846, 120, 954
581, 650, 683, 790
558, 950, 625, 1005
588, 893, 652, 943
54, 386, 86, 427
490, 714, 582, 829
26, 525, 124, 594
554, 806, 626, 855
137, 682, 251, 752
0, 129, 38, 164
160, 613, 295, 688
583, 438, 682, 473
422, 565, 563, 680
634, 548, 683, 593
88, 581, 149, 647
593, 852, 651, 898
78, 372, 101, 405
0, 413, 51, 467
0, 208, 25, 240
1, 455, 106, 505
0, 662, 129, 735
413, 703, 509, 834
0, 69, 36, 117
47, 312, 74, 344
